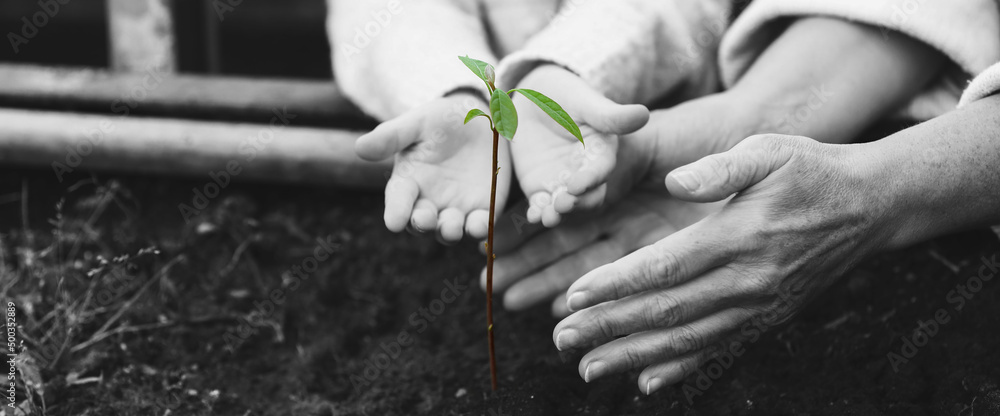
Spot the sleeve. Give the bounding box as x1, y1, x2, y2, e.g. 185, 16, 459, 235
959, 62, 1000, 107
327, 0, 498, 120
717, 0, 1000, 121
495, 0, 733, 105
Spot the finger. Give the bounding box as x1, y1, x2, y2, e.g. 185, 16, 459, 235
526, 192, 551, 224
578, 98, 650, 135
383, 175, 419, 233
437, 207, 466, 243
503, 236, 624, 311
465, 210, 490, 240
526, 206, 542, 224
551, 293, 571, 318
541, 204, 561, 228
552, 189, 578, 215
666, 134, 797, 202
480, 217, 603, 293
556, 268, 743, 350
575, 308, 751, 383
565, 223, 731, 312
638, 349, 712, 395
569, 184, 607, 212
639, 334, 744, 395
355, 115, 421, 161
410, 199, 438, 233
567, 136, 618, 195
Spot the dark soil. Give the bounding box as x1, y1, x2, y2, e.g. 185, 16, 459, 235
2, 166, 999, 416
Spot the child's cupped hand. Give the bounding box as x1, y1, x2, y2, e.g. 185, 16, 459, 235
510, 65, 649, 227
355, 92, 512, 243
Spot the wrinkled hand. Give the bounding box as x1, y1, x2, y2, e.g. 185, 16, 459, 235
483, 191, 723, 315
554, 135, 892, 394
481, 92, 765, 311
510, 65, 648, 227
355, 93, 511, 242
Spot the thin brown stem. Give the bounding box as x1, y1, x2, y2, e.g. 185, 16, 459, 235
486, 127, 499, 391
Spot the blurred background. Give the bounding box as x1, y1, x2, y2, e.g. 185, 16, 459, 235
0, 0, 332, 78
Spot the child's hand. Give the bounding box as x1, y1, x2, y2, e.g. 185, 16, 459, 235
355, 92, 512, 242
598, 91, 771, 207
510, 65, 649, 227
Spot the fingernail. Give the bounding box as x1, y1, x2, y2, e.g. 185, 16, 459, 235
584, 361, 607, 382
670, 170, 701, 193
645, 378, 664, 395
566, 292, 588, 312
555, 329, 581, 351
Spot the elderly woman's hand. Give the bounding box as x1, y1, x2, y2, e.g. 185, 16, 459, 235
554, 134, 896, 394
483, 190, 722, 315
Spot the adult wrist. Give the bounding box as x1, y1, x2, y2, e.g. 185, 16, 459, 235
845, 136, 931, 251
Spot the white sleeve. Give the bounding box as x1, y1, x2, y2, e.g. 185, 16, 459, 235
327, 0, 497, 120
496, 0, 732, 105
959, 62, 1000, 107
718, 0, 1000, 121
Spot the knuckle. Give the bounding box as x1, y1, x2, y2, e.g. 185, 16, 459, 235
735, 266, 777, 296
592, 307, 621, 339
676, 355, 699, 377
644, 245, 685, 289
672, 324, 704, 353
619, 343, 645, 369
648, 292, 682, 328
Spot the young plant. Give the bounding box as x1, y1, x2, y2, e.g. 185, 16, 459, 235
458, 56, 584, 391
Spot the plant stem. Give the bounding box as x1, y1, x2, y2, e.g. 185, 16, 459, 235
486, 127, 499, 391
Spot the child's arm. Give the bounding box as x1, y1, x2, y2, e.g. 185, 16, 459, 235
494, 0, 734, 227
497, 0, 733, 104
327, 0, 497, 119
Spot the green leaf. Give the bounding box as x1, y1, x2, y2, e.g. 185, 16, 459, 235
490, 88, 518, 140
510, 88, 584, 145
458, 56, 495, 87
463, 108, 490, 125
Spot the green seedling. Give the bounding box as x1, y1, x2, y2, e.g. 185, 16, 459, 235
458, 55, 584, 391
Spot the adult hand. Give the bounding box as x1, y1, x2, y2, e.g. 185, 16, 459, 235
483, 190, 722, 315
554, 134, 894, 394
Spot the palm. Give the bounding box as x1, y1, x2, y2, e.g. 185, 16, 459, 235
511, 98, 617, 213
393, 117, 511, 213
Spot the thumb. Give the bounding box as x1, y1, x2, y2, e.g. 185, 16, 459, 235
577, 92, 649, 135
665, 135, 797, 202
354, 115, 420, 161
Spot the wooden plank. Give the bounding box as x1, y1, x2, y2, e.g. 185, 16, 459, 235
0, 64, 371, 126
0, 109, 388, 189
106, 0, 177, 72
